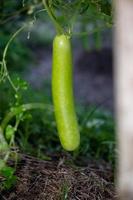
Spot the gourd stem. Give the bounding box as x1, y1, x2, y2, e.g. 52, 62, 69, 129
42, 0, 63, 34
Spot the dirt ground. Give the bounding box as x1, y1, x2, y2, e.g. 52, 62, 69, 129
1, 154, 117, 200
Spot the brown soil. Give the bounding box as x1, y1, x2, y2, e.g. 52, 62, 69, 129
1, 154, 117, 200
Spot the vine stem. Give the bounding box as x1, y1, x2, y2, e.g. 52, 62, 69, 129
0, 25, 27, 91
3, 118, 20, 162
3, 25, 26, 61
73, 25, 112, 37
42, 0, 63, 34
0, 127, 8, 148
1, 103, 53, 132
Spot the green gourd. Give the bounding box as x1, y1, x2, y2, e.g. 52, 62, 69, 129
52, 34, 80, 151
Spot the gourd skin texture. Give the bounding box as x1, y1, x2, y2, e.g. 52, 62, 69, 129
52, 34, 80, 151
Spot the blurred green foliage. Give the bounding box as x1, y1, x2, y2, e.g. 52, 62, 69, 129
0, 0, 113, 71
0, 79, 115, 167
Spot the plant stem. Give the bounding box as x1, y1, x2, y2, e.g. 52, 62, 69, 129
1, 103, 53, 132
42, 0, 63, 34
3, 25, 26, 61
0, 127, 8, 147
0, 25, 26, 90
73, 25, 111, 37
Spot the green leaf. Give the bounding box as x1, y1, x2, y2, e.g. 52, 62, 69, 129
0, 166, 17, 190
1, 166, 15, 178
2, 175, 17, 190
5, 125, 15, 140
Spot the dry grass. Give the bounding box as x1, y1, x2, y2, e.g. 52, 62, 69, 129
1, 154, 117, 200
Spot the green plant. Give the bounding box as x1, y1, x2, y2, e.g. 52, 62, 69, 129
0, 25, 53, 189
